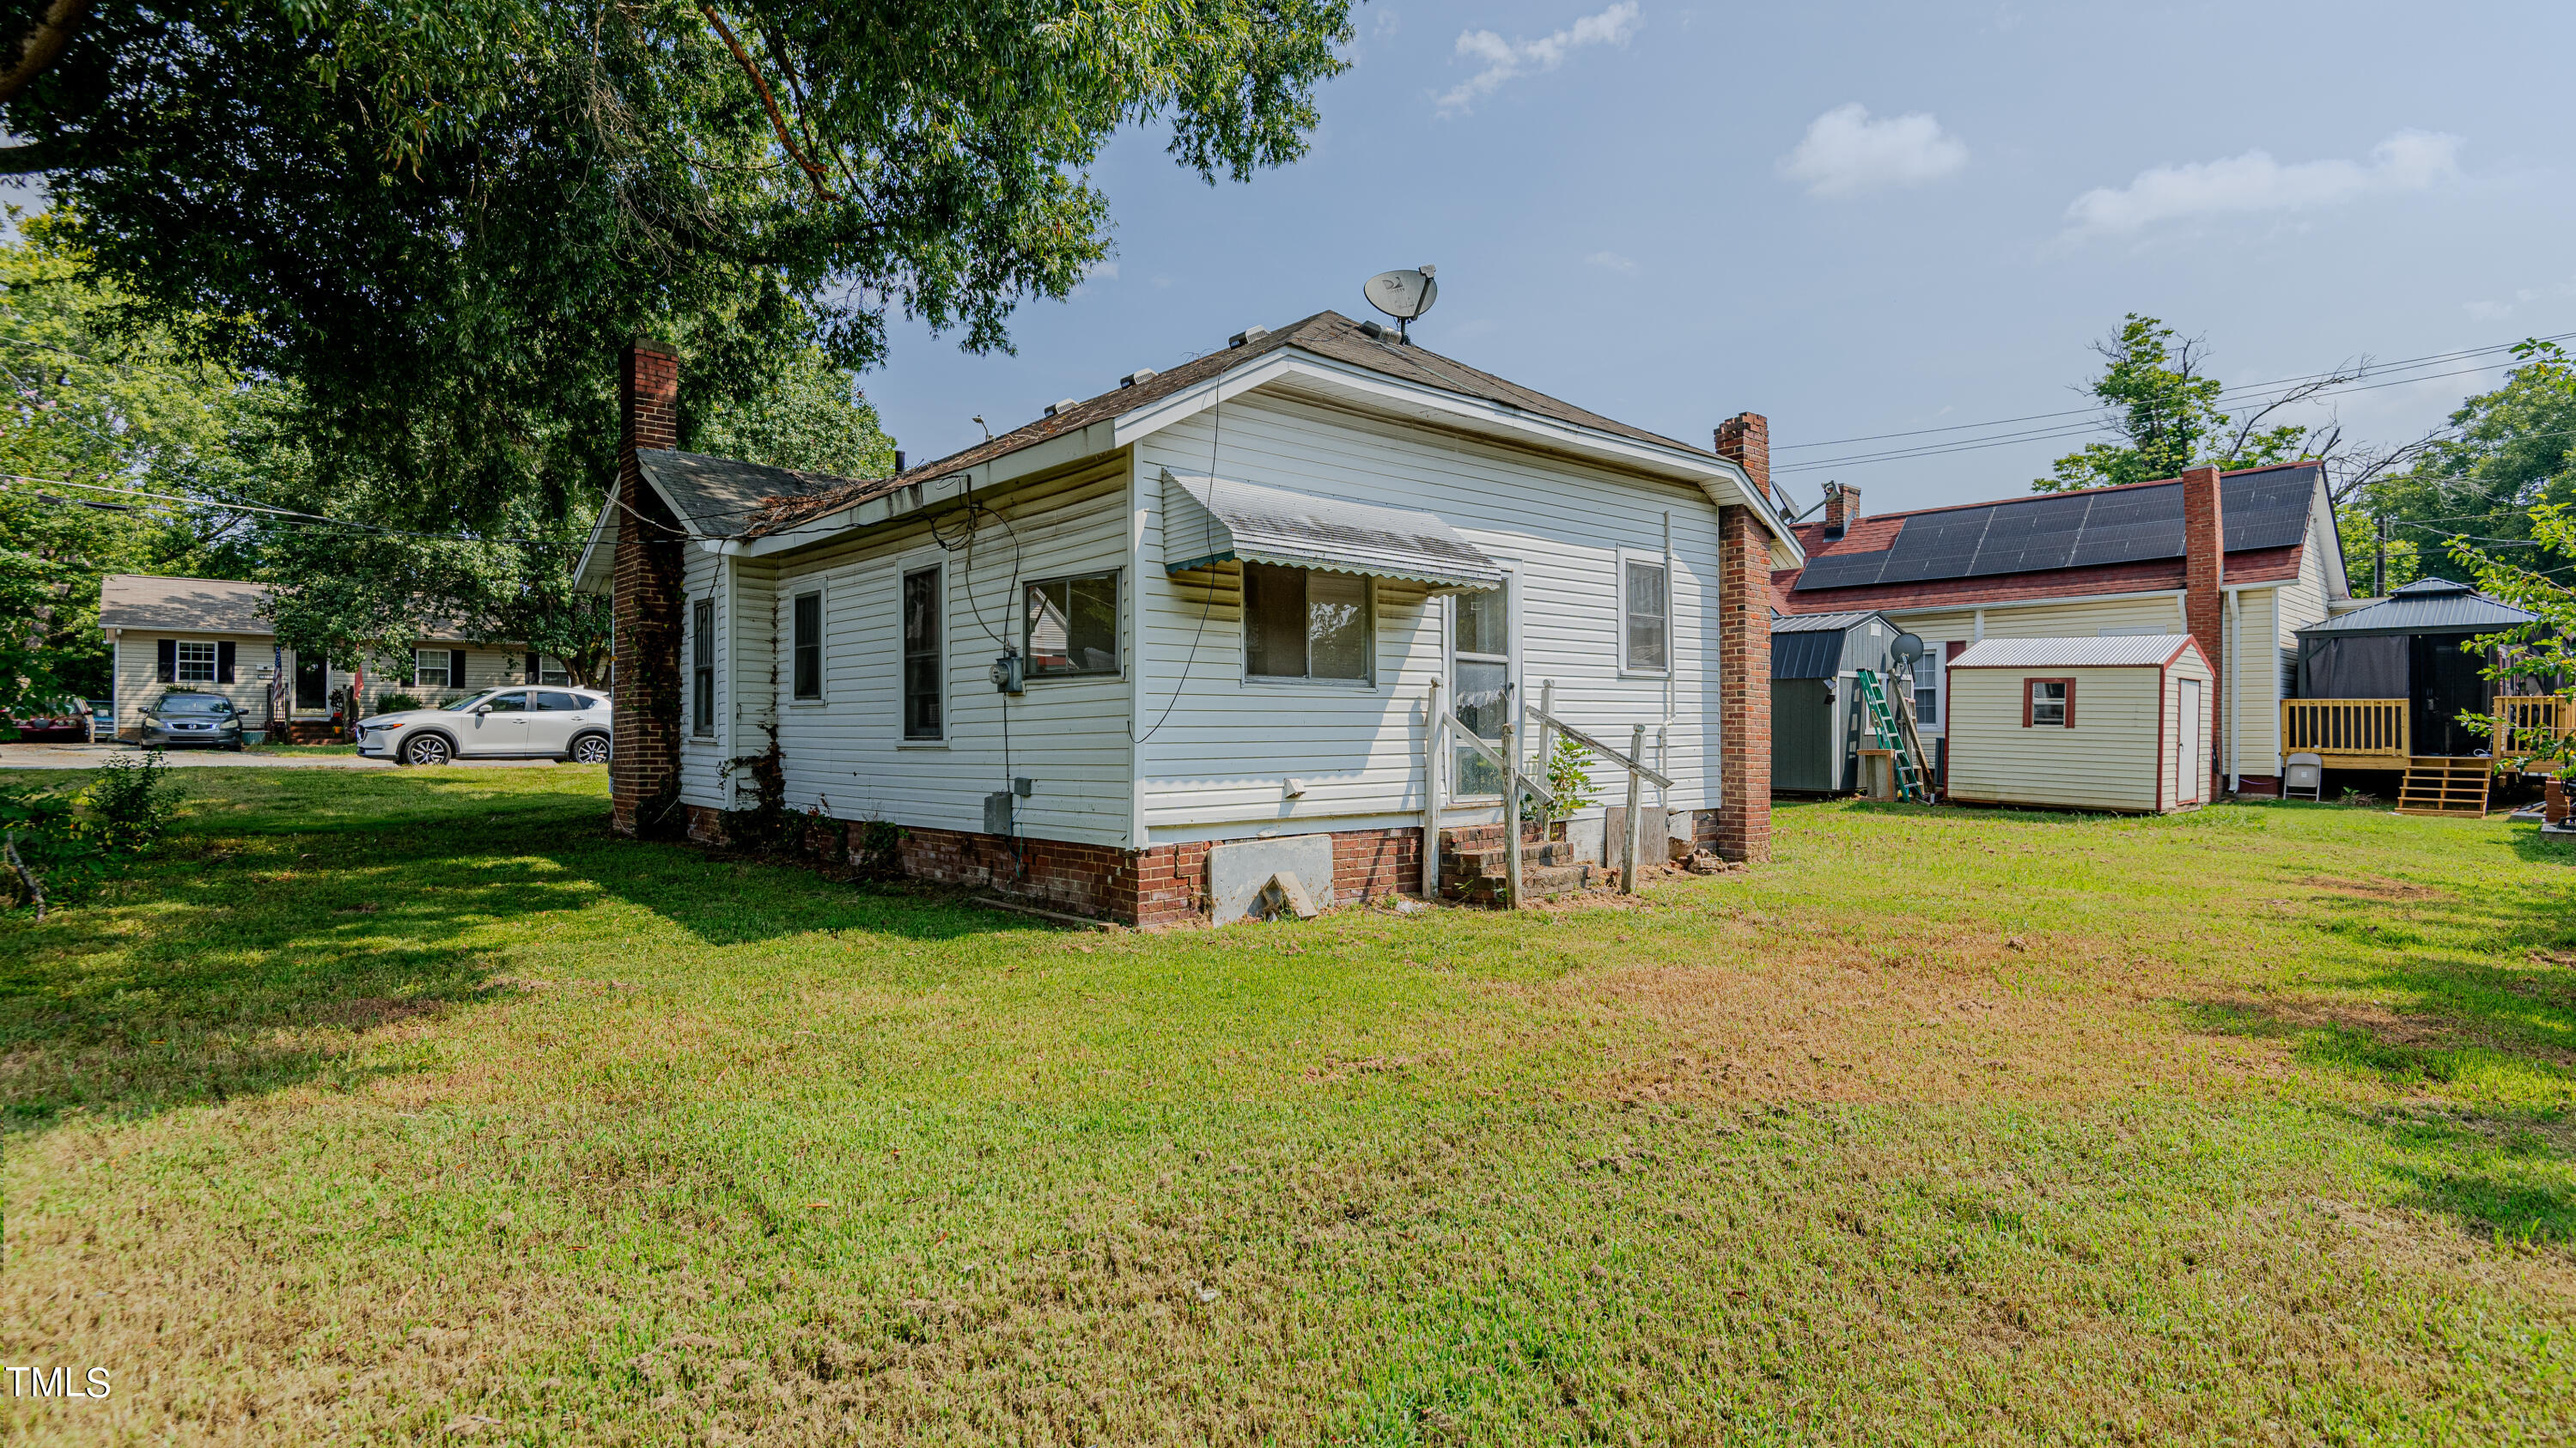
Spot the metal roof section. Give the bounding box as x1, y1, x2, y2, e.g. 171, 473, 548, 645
2295, 576, 2538, 636
1770, 610, 1886, 634
1949, 634, 2199, 669
1159, 471, 1505, 593
98, 575, 276, 634
1792, 464, 2321, 593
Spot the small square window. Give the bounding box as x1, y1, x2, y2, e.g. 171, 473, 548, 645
1244, 563, 1372, 682
1024, 571, 1119, 678
174, 641, 217, 683
2028, 678, 2070, 727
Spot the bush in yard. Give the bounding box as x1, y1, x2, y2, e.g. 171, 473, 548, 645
377, 693, 424, 715
0, 750, 178, 918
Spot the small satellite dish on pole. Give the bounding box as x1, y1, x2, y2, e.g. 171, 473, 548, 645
1364, 265, 1439, 344
1891, 633, 1926, 666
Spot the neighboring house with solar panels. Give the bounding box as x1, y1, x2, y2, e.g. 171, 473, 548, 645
96, 574, 557, 741
1772, 462, 2348, 798
575, 314, 1801, 924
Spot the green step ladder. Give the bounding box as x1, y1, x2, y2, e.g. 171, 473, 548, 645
1854, 669, 1929, 803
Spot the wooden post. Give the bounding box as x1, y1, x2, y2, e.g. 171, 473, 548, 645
1535, 680, 1556, 845
1621, 722, 1646, 895
1422, 678, 1444, 900
1502, 719, 1521, 911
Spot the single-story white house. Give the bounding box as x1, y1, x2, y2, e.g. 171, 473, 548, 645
96, 575, 566, 740
576, 313, 1801, 924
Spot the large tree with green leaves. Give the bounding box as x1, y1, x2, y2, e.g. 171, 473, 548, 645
2357, 340, 2576, 589
2034, 314, 2376, 494
1, 0, 1353, 542
0, 210, 264, 707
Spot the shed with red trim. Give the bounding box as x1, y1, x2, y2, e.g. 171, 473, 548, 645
1944, 634, 2214, 813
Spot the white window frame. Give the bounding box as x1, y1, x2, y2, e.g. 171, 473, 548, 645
174, 641, 217, 683
897, 557, 947, 747
1617, 549, 1672, 678
1446, 570, 1517, 800
1239, 563, 1377, 689
537, 654, 573, 687
788, 583, 826, 704
689, 598, 716, 740
1909, 648, 1943, 730
412, 648, 454, 690
1021, 569, 1124, 680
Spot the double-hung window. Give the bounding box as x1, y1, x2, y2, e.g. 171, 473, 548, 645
2026, 678, 2072, 728
1023, 571, 1120, 678
691, 599, 715, 736
1622, 557, 1669, 673
1910, 650, 1942, 727
1452, 583, 1511, 795
174, 641, 217, 683
791, 591, 823, 700
1244, 563, 1371, 683
902, 567, 941, 739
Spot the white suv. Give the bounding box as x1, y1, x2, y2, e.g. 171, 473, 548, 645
356, 688, 613, 766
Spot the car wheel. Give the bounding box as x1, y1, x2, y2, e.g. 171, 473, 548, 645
401, 733, 454, 766
569, 733, 611, 765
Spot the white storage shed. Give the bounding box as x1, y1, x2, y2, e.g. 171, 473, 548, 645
1944, 635, 2215, 814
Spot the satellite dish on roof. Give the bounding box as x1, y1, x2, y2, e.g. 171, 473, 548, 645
1891, 632, 1925, 666
1364, 266, 1439, 343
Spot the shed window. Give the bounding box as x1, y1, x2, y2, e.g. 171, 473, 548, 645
1622, 558, 1668, 672
2026, 678, 2073, 728
174, 641, 217, 683
902, 566, 941, 739
691, 599, 715, 736
1245, 563, 1371, 682
1024, 571, 1120, 677
792, 591, 823, 700
1452, 584, 1512, 796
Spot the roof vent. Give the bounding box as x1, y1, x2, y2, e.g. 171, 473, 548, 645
1357, 319, 1387, 340
1228, 326, 1270, 349
1043, 397, 1078, 417
1119, 368, 1158, 388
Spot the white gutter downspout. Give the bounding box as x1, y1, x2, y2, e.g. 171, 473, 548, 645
2225, 589, 2241, 793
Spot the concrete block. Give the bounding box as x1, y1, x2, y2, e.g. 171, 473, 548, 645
1207, 835, 1335, 925
1565, 813, 1606, 864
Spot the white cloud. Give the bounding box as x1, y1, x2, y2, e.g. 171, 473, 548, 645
1069, 259, 1119, 297
1435, 3, 1640, 116
2463, 277, 2576, 322
1586, 250, 1638, 274
1777, 104, 1968, 198
2063, 130, 2462, 237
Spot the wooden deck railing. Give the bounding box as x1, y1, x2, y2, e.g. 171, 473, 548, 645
2281, 698, 2409, 766
2497, 696, 2574, 757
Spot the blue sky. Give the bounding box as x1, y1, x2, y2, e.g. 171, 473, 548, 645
866, 0, 2576, 519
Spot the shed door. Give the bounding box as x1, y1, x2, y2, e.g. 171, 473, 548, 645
2177, 678, 2204, 804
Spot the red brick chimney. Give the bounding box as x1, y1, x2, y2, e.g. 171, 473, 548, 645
1713, 503, 1772, 863
2180, 464, 2226, 797
612, 338, 687, 837
1713, 412, 1770, 503
1823, 482, 1860, 537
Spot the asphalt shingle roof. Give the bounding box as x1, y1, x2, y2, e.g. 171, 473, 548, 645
98, 575, 275, 634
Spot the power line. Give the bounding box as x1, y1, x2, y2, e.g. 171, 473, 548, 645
2, 472, 585, 546
1770, 330, 2574, 466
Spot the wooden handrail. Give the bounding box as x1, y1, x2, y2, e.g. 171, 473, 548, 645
2281, 698, 2409, 761
2498, 696, 2574, 756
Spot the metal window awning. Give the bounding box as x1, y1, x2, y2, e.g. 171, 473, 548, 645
1160, 469, 1504, 594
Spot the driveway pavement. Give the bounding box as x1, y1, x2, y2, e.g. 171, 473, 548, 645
0, 742, 567, 770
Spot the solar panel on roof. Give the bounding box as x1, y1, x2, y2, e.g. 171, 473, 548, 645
1790, 551, 1891, 591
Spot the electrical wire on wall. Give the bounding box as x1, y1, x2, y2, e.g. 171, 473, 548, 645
930, 499, 1028, 879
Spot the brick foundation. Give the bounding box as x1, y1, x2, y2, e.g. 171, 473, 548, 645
869, 822, 1425, 927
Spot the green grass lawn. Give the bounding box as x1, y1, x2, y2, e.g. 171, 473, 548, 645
3, 769, 2573, 1445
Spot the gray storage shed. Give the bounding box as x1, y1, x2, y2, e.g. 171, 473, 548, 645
1772, 611, 1909, 794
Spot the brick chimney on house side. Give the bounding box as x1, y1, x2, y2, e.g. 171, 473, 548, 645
611, 338, 687, 837
1823, 482, 1860, 537
1713, 412, 1770, 503
2180, 464, 2226, 798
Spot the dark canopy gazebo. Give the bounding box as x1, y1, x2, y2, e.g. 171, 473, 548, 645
2293, 577, 2540, 758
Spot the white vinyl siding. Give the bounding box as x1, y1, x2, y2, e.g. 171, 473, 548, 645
1132, 395, 1720, 841
1946, 653, 2213, 813
750, 456, 1135, 846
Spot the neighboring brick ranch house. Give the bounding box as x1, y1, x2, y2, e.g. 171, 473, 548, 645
575, 312, 1800, 924
1773, 462, 2348, 798
97, 574, 562, 741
